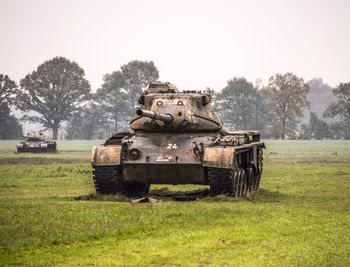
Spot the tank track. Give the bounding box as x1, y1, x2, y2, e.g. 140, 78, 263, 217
254, 148, 264, 190
16, 147, 56, 153
92, 166, 121, 194
208, 167, 259, 197
92, 166, 149, 197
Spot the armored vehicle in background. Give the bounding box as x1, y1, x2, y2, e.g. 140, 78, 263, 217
16, 132, 57, 153
91, 82, 265, 197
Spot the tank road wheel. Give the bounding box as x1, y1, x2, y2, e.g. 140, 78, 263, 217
241, 170, 248, 195
232, 170, 239, 197
234, 169, 247, 197
232, 170, 240, 197
247, 167, 254, 193
254, 173, 262, 191
236, 170, 243, 197
208, 168, 234, 196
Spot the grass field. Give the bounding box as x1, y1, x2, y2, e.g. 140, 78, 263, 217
0, 140, 349, 266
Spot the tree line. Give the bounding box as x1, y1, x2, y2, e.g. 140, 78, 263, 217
215, 76, 350, 139
0, 56, 349, 140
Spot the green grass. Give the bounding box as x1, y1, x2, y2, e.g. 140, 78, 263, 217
0, 140, 350, 266
265, 139, 350, 155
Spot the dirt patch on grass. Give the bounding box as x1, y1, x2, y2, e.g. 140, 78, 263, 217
75, 188, 284, 203
74, 187, 287, 203
74, 193, 130, 202
150, 187, 210, 201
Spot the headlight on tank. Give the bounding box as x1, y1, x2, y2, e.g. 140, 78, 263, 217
129, 148, 141, 160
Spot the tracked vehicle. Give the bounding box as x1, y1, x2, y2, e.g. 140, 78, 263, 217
91, 82, 265, 197
16, 132, 57, 153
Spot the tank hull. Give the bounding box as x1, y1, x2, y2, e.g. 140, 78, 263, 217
91, 132, 264, 197
16, 142, 57, 153
123, 133, 211, 165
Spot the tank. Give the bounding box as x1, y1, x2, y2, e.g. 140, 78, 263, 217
16, 131, 57, 153
91, 82, 265, 197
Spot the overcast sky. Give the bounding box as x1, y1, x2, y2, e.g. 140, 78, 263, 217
1, 0, 350, 92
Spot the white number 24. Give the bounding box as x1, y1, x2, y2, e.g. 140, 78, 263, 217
167, 143, 177, 150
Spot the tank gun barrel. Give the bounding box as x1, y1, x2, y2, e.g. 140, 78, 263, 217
136, 109, 173, 124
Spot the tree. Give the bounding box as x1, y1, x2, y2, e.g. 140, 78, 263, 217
252, 80, 272, 136
65, 103, 112, 140
95, 71, 129, 132
328, 121, 350, 140
0, 74, 23, 139
299, 112, 332, 140
0, 73, 17, 106
0, 113, 23, 139
265, 73, 310, 139
15, 57, 91, 139
215, 77, 269, 131
303, 78, 335, 124
95, 60, 159, 132
323, 82, 350, 139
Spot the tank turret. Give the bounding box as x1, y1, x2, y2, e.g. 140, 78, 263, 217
23, 131, 46, 141
130, 82, 222, 132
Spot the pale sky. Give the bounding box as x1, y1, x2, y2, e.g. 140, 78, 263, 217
1, 0, 350, 92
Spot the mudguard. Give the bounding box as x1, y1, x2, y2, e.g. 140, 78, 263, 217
203, 146, 236, 169
91, 145, 122, 166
